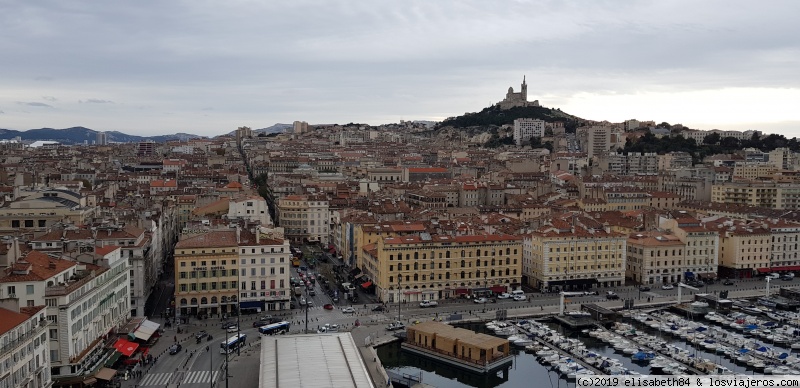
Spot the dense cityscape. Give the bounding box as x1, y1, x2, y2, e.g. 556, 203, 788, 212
2, 75, 800, 388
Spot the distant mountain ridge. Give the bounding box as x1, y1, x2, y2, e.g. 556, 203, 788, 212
0, 126, 206, 144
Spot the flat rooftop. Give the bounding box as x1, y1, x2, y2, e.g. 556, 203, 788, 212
259, 333, 375, 388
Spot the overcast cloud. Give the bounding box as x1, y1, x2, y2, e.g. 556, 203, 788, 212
1, 1, 798, 137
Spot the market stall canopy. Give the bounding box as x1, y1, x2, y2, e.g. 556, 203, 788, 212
133, 320, 160, 341
113, 338, 139, 357
95, 368, 117, 381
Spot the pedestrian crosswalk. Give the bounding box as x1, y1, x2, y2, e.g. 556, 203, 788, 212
140, 372, 172, 387
140, 371, 218, 387
183, 371, 219, 385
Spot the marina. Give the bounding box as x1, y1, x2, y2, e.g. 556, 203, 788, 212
378, 293, 800, 388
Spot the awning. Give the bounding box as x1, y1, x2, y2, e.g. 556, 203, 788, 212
769, 266, 800, 272
104, 351, 122, 367
361, 281, 373, 289
757, 268, 772, 273
239, 301, 263, 309
95, 368, 117, 381
133, 320, 160, 341
113, 338, 139, 357
685, 271, 695, 278
83, 378, 97, 385
490, 285, 506, 293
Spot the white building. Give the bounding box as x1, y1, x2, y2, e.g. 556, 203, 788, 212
228, 196, 273, 227
0, 302, 51, 388
237, 227, 292, 312
277, 195, 329, 245
94, 226, 151, 317
0, 248, 130, 381
513, 118, 546, 146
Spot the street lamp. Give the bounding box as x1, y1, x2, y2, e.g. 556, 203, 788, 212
397, 275, 402, 323
483, 272, 487, 313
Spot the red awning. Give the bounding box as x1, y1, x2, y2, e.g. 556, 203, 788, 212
113, 338, 139, 357
490, 285, 506, 293
770, 266, 800, 272
361, 281, 372, 289
757, 268, 772, 273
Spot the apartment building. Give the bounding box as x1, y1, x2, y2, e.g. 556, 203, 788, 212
237, 227, 292, 312
733, 162, 777, 181
276, 194, 329, 245
176, 195, 197, 229
711, 181, 800, 209
513, 118, 546, 146
93, 226, 151, 317
174, 231, 239, 317
0, 302, 51, 388
599, 152, 658, 176
228, 195, 272, 226
763, 219, 800, 271
586, 126, 612, 159
362, 234, 522, 303
524, 218, 627, 292
660, 217, 720, 281
626, 232, 686, 285
657, 152, 693, 171
715, 222, 771, 279
0, 249, 130, 381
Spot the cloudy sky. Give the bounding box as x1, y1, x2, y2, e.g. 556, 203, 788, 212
1, 1, 799, 137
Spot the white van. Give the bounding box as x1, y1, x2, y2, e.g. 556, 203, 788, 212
510, 290, 525, 297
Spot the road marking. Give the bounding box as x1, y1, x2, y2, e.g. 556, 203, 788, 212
140, 372, 172, 386
183, 370, 218, 384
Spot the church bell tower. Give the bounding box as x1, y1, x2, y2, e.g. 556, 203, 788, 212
521, 75, 527, 101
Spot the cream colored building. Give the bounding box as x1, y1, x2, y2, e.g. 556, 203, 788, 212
763, 219, 800, 271
626, 232, 686, 285
228, 195, 272, 226
733, 162, 777, 181
660, 217, 719, 280
711, 181, 800, 209
0, 189, 93, 232
717, 223, 771, 279
175, 231, 240, 317
276, 194, 329, 244
362, 234, 522, 303
524, 219, 626, 292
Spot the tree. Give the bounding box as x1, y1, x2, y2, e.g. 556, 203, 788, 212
720, 137, 740, 149
703, 133, 721, 145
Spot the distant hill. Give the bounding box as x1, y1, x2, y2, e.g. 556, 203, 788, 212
0, 126, 205, 144
437, 104, 581, 131
224, 123, 293, 137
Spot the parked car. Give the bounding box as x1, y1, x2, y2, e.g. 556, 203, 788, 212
497, 293, 511, 299
661, 284, 674, 290
419, 300, 438, 308
639, 286, 651, 292
606, 291, 619, 300
767, 273, 781, 279
513, 294, 527, 301
781, 273, 795, 281
473, 297, 488, 304
583, 291, 599, 296
169, 344, 182, 355
341, 306, 355, 313
372, 305, 385, 312
309, 289, 316, 296
386, 321, 405, 331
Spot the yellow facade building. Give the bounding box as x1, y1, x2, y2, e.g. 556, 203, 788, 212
174, 230, 240, 317
524, 219, 627, 292
362, 234, 523, 302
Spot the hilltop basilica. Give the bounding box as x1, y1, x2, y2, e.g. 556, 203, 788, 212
497, 76, 540, 109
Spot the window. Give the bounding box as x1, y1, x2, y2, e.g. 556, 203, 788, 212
26, 285, 34, 295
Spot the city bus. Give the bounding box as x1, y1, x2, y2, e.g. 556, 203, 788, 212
258, 321, 291, 335
220, 333, 247, 354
